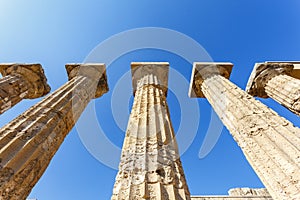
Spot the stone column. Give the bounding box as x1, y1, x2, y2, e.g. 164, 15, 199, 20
0, 63, 108, 200
0, 64, 50, 114
111, 62, 190, 200
189, 62, 300, 200
246, 62, 300, 116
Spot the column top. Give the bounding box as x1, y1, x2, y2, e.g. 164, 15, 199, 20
131, 62, 169, 96
265, 61, 300, 79
65, 63, 109, 98
245, 62, 297, 97
0, 63, 51, 98
189, 62, 233, 98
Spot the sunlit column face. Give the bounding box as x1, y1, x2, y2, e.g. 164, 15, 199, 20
112, 62, 191, 200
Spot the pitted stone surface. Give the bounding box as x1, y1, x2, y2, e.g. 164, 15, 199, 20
0, 64, 108, 200
112, 63, 190, 200
200, 75, 300, 200
0, 64, 50, 114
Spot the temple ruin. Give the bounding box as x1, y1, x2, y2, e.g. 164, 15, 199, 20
0, 61, 299, 200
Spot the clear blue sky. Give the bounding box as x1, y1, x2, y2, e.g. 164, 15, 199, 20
0, 1, 300, 199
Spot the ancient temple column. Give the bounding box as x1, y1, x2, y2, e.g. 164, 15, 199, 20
111, 62, 190, 200
246, 62, 300, 116
0, 63, 108, 200
189, 62, 300, 200
0, 64, 50, 114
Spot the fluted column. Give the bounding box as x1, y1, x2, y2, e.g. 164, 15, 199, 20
0, 63, 108, 200
246, 62, 300, 116
111, 62, 190, 200
0, 64, 50, 114
189, 62, 300, 200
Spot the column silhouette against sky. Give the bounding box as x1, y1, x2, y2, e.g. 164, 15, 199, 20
189, 62, 300, 200
0, 64, 50, 114
0, 64, 108, 200
112, 62, 190, 199
246, 62, 300, 116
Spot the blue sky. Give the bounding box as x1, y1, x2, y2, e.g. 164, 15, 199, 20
0, 1, 300, 199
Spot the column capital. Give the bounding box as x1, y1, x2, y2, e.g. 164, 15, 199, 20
189, 62, 233, 98
246, 62, 294, 97
131, 62, 169, 96
0, 63, 50, 99
65, 63, 108, 98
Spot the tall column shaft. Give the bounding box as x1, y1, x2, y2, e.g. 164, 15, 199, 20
246, 62, 300, 116
189, 63, 300, 200
202, 75, 300, 200
112, 62, 190, 200
0, 64, 108, 200
0, 64, 50, 114
265, 74, 300, 115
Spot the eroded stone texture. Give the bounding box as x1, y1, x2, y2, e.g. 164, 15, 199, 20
191, 188, 272, 200
246, 62, 300, 116
0, 63, 108, 200
0, 64, 50, 114
228, 188, 270, 197
190, 63, 300, 200
111, 62, 190, 200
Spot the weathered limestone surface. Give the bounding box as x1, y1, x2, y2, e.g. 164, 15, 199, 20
228, 188, 270, 197
0, 64, 50, 114
111, 62, 190, 200
246, 62, 300, 116
189, 63, 300, 200
191, 188, 272, 200
0, 64, 108, 200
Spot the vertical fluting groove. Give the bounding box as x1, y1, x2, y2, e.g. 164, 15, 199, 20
266, 74, 300, 116
204, 75, 297, 175
144, 75, 153, 198
201, 75, 300, 200
153, 78, 164, 198
0, 76, 78, 138
203, 79, 281, 195
112, 75, 144, 199
210, 75, 300, 159
0, 74, 102, 200
112, 74, 190, 200
128, 75, 149, 198
0, 77, 85, 164
4, 77, 93, 170
206, 75, 298, 195
213, 76, 300, 160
